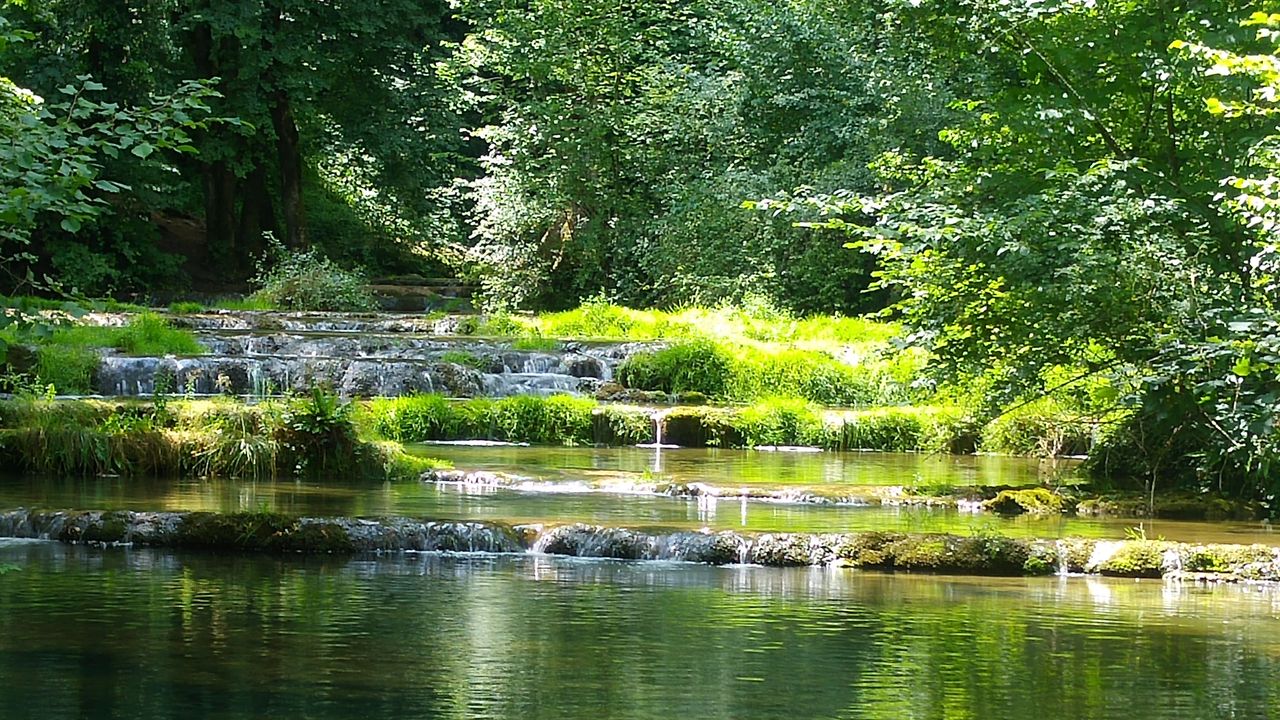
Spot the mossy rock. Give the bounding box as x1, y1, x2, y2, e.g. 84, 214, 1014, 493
177, 511, 298, 549
1182, 544, 1275, 573
834, 532, 907, 567
887, 534, 1032, 575
79, 512, 130, 544
983, 488, 1064, 516
1097, 541, 1169, 578
270, 521, 355, 553
1058, 539, 1097, 573
751, 534, 818, 566
662, 407, 740, 448
1022, 542, 1060, 575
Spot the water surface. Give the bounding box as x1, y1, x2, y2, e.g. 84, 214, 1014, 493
1, 540, 1279, 719
1, 470, 1276, 545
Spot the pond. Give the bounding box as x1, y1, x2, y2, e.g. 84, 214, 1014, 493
2, 539, 1279, 719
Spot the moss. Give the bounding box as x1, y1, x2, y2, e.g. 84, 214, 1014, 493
1059, 539, 1097, 573
834, 531, 906, 567
592, 405, 653, 445
984, 488, 1065, 516
1022, 544, 1059, 575
1097, 541, 1168, 578
1182, 544, 1275, 573
78, 512, 129, 544
1075, 493, 1262, 521
269, 522, 355, 553
842, 533, 1034, 575
177, 511, 298, 549
661, 406, 741, 448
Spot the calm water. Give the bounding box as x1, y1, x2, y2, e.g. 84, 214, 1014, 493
0, 445, 1275, 543
2, 539, 1280, 719
412, 444, 1079, 489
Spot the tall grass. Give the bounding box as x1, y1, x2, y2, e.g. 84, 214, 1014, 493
615, 340, 908, 405
468, 301, 900, 349
0, 397, 445, 480
45, 313, 205, 356
365, 394, 610, 446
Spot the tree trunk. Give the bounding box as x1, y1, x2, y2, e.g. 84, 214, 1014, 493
190, 19, 239, 263
203, 161, 238, 264
271, 92, 306, 249
235, 166, 274, 272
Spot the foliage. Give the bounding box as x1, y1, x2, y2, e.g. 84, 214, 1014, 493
43, 313, 204, 356
278, 388, 358, 475
249, 240, 377, 312
617, 341, 734, 397
454, 0, 965, 311
0, 396, 441, 480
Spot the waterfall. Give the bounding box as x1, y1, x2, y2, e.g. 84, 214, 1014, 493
1054, 540, 1070, 576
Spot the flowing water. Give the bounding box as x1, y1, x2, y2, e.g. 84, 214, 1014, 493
2, 539, 1280, 720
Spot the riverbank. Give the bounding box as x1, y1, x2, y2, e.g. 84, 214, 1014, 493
0, 396, 444, 480
3, 508, 1277, 582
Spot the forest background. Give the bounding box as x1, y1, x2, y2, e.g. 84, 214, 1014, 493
2, 0, 1279, 498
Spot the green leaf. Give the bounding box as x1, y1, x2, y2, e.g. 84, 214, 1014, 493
131, 142, 155, 159
60, 217, 82, 232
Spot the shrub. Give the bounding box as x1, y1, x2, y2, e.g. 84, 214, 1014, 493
34, 346, 99, 394
168, 301, 206, 314
616, 340, 733, 396
250, 242, 377, 312
730, 398, 829, 447
277, 388, 359, 474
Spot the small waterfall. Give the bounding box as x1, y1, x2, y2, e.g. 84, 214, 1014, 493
1054, 540, 1070, 576
1085, 540, 1125, 573
736, 534, 754, 564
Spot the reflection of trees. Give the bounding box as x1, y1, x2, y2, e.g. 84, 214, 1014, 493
0, 546, 1277, 718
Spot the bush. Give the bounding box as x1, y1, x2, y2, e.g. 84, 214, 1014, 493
34, 346, 99, 394
278, 388, 359, 474
250, 242, 377, 312
366, 394, 600, 446
616, 340, 733, 396
730, 398, 829, 447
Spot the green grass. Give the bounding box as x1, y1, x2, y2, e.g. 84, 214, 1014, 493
511, 336, 561, 352
46, 313, 204, 356
439, 350, 489, 370
469, 302, 899, 350
3, 295, 150, 313
33, 346, 100, 395
363, 394, 989, 452
167, 301, 207, 314
214, 296, 277, 311
0, 396, 446, 480
364, 394, 613, 446
615, 340, 913, 406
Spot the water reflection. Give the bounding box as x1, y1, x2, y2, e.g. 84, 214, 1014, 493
1, 472, 1277, 544
2, 541, 1280, 720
